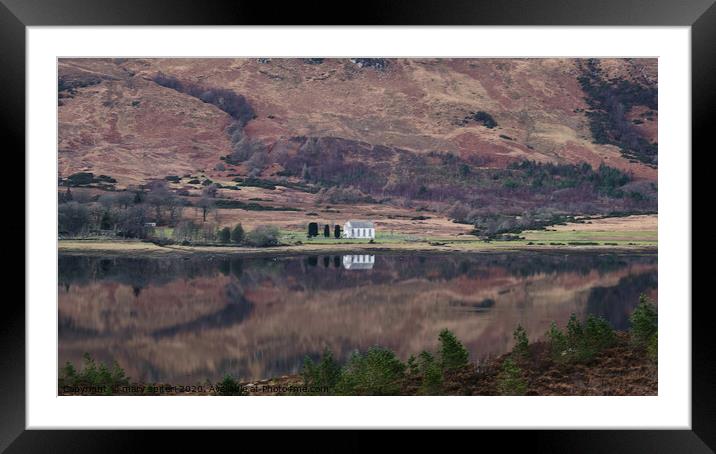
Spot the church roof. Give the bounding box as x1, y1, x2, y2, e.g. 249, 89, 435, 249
345, 220, 374, 228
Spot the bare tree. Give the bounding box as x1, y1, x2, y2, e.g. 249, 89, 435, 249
114, 191, 134, 209
246, 150, 269, 174
146, 180, 170, 223
196, 195, 214, 222
117, 205, 150, 238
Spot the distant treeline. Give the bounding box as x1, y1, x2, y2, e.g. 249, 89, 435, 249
60, 172, 117, 188
266, 135, 655, 218
58, 187, 298, 245
214, 130, 657, 231
506, 160, 631, 197
58, 181, 186, 238
152, 72, 256, 126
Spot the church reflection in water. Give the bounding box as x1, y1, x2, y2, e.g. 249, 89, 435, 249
342, 255, 375, 270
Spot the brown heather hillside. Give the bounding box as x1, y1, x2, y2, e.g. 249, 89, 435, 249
59, 58, 657, 182
58, 59, 233, 185
58, 58, 657, 223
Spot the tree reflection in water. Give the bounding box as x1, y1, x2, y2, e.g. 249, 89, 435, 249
58, 252, 657, 384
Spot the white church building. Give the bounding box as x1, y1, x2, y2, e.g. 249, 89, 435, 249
342, 220, 375, 239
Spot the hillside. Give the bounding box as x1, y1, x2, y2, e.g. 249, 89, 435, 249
58, 58, 658, 231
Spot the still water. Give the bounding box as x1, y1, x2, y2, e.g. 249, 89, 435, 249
58, 252, 657, 384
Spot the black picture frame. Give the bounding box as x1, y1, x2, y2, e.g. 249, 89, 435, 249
4, 0, 710, 450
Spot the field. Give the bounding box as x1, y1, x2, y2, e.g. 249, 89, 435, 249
58, 213, 657, 257
129, 177, 658, 244
521, 214, 657, 245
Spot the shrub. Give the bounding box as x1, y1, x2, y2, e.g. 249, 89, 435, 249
116, 205, 151, 239
547, 321, 568, 361
334, 347, 406, 395
647, 332, 658, 363
66, 172, 94, 186
512, 325, 530, 360
438, 329, 470, 371
470, 111, 498, 129
302, 348, 341, 393
416, 350, 443, 395
153, 73, 255, 125
218, 226, 231, 243
316, 186, 375, 204
59, 187, 74, 203
579, 315, 617, 360
172, 219, 200, 242
407, 355, 419, 376
95, 174, 117, 184
244, 225, 280, 247
547, 314, 616, 364
58, 201, 90, 236
60, 361, 77, 382
351, 58, 388, 70
496, 358, 527, 395
213, 199, 278, 210
60, 353, 129, 394
247, 151, 270, 175
148, 237, 175, 247
216, 374, 247, 396
227, 139, 267, 165
503, 179, 519, 189
630, 294, 658, 348
307, 222, 319, 237
230, 223, 245, 244
233, 177, 276, 190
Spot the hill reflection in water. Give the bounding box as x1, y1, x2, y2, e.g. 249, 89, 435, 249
58, 252, 657, 384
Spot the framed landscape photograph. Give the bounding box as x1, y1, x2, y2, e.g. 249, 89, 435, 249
8, 0, 712, 449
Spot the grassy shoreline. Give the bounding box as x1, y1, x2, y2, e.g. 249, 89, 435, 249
58, 238, 657, 258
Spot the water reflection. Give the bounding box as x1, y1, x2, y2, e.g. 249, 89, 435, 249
304, 254, 375, 270
343, 255, 375, 270
58, 252, 657, 384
